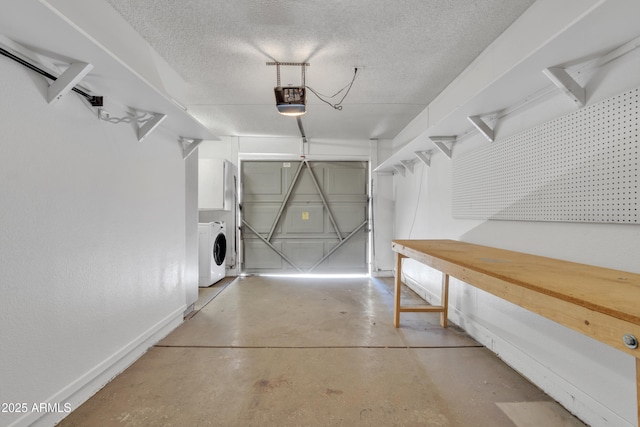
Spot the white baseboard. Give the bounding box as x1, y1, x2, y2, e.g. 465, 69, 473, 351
184, 303, 196, 317
401, 276, 631, 427
13, 305, 185, 427
459, 319, 631, 427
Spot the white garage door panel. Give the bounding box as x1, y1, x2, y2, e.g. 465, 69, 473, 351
295, 167, 321, 196
286, 205, 325, 233
282, 241, 325, 269
241, 160, 369, 274
244, 241, 283, 269
243, 203, 282, 233
329, 205, 367, 233
243, 163, 283, 196
313, 235, 368, 273
326, 167, 366, 195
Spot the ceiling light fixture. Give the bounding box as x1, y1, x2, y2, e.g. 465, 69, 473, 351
268, 62, 309, 117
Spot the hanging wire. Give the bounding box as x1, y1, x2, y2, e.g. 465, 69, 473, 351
306, 67, 360, 111
98, 108, 154, 125
267, 62, 359, 111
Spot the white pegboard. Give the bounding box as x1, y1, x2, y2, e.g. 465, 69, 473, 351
453, 87, 639, 223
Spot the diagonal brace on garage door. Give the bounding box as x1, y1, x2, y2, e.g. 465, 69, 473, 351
302, 160, 343, 241
243, 218, 367, 273
307, 220, 367, 272
242, 219, 304, 272
265, 160, 343, 243
243, 160, 366, 273
266, 161, 304, 242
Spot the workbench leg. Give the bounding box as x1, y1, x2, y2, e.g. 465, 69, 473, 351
637, 358, 639, 427
394, 253, 405, 328
440, 273, 449, 328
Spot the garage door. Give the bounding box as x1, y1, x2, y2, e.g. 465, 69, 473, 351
241, 160, 369, 274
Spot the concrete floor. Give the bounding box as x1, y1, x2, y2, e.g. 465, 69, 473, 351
57, 276, 586, 426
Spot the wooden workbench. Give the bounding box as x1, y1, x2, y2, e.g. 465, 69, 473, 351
392, 239, 640, 425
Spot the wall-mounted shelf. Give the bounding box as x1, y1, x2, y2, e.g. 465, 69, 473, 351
376, 0, 640, 173
0, 0, 216, 147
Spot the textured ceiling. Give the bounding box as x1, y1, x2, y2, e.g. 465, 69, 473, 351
105, 0, 535, 140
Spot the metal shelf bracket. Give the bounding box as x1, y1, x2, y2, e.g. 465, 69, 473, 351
400, 159, 415, 174
47, 62, 93, 104
180, 137, 203, 160
542, 67, 585, 107
393, 164, 406, 176
138, 113, 167, 142
429, 136, 457, 158
414, 151, 432, 167
467, 116, 494, 142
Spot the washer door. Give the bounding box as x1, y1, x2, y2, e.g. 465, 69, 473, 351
213, 233, 227, 266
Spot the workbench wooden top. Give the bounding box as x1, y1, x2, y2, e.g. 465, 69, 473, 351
392, 239, 640, 326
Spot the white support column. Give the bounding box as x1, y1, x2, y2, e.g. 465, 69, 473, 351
542, 67, 585, 107
138, 113, 167, 142
47, 62, 93, 104
429, 136, 456, 158
467, 116, 494, 142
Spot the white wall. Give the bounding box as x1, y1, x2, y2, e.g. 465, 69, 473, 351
0, 58, 190, 427
393, 46, 640, 427
238, 136, 375, 160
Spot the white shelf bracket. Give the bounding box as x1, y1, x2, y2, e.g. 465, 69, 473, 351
414, 151, 432, 167
47, 62, 93, 105
393, 164, 406, 177
429, 136, 456, 158
542, 67, 585, 107
138, 113, 167, 142
400, 160, 414, 174
467, 116, 494, 142
181, 138, 203, 160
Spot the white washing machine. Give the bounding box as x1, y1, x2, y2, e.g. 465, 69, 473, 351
198, 221, 226, 287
